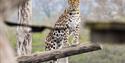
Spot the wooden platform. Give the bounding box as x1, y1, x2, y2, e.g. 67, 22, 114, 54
85, 19, 125, 44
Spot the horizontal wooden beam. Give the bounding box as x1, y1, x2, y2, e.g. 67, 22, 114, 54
17, 43, 101, 63
85, 21, 125, 30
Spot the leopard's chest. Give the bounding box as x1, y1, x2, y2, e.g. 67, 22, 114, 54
67, 14, 80, 30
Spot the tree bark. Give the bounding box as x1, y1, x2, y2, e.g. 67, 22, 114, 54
17, 0, 32, 56
17, 43, 101, 63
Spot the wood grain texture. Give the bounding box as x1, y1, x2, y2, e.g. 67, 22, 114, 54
17, 43, 101, 63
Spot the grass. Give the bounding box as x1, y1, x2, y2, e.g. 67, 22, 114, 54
32, 32, 47, 52
8, 29, 125, 63
69, 44, 125, 63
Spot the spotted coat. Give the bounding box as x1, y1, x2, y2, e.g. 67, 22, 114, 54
45, 0, 81, 63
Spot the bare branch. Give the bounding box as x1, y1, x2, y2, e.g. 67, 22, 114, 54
4, 21, 69, 33
17, 43, 101, 63
4, 21, 53, 32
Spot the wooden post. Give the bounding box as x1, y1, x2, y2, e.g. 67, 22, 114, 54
17, 0, 32, 56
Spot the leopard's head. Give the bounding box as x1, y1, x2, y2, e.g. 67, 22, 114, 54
68, 0, 80, 7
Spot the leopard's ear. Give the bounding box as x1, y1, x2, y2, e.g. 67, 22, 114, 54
68, 0, 80, 5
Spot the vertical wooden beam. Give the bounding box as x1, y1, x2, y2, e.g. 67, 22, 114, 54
17, 0, 32, 56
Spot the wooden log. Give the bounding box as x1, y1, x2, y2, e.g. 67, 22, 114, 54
17, 43, 101, 63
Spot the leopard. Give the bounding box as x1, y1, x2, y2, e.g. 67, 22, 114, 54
45, 0, 81, 63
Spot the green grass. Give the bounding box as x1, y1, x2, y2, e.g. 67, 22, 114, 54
69, 44, 125, 63
32, 32, 47, 52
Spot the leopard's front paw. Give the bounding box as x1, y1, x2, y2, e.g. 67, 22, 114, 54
71, 42, 80, 46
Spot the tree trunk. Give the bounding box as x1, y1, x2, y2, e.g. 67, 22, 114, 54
17, 0, 32, 56
0, 22, 17, 63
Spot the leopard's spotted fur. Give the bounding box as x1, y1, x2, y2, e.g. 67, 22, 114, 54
45, 0, 81, 63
